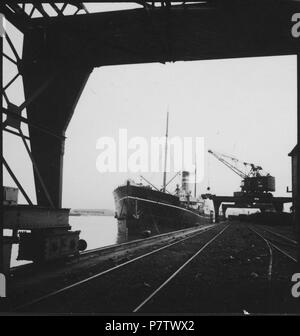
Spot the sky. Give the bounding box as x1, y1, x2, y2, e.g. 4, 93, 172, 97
61, 56, 296, 210
3, 8, 297, 211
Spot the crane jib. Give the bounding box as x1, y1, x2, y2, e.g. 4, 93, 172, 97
207, 149, 276, 194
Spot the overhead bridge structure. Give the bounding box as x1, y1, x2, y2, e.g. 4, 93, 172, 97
0, 0, 300, 271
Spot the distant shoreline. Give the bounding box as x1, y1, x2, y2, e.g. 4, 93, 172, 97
69, 209, 114, 217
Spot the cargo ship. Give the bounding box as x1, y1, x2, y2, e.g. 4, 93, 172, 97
113, 113, 210, 238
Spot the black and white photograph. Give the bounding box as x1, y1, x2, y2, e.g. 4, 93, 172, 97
0, 0, 300, 318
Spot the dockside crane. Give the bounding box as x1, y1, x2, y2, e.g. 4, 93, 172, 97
208, 149, 275, 195
203, 150, 291, 222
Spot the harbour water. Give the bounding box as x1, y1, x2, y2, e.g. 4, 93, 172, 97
10, 215, 120, 268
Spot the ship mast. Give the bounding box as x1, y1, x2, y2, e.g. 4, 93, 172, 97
162, 111, 169, 192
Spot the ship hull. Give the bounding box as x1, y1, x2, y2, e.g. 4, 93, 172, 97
113, 185, 210, 238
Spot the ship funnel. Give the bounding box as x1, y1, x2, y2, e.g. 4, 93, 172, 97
181, 171, 190, 194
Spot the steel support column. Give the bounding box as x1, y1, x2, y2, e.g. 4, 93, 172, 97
20, 26, 92, 208
22, 66, 91, 208
222, 204, 231, 220
273, 201, 284, 213
214, 200, 221, 223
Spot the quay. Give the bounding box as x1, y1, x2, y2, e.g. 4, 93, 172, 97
2, 221, 299, 314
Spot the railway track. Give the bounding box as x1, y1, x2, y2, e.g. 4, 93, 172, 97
133, 225, 228, 312
247, 224, 298, 313
14, 223, 229, 313
257, 226, 298, 246
10, 224, 214, 276
248, 225, 298, 268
